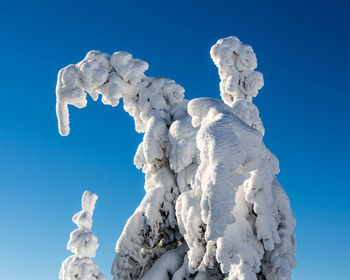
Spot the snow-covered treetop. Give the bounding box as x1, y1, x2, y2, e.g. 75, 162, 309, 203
210, 36, 264, 105
210, 36, 265, 135
67, 191, 99, 258
60, 191, 105, 280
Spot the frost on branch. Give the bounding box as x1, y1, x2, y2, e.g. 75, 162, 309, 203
59, 191, 105, 280
56, 36, 296, 280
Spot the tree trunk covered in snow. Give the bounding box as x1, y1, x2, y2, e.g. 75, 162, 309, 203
56, 36, 296, 280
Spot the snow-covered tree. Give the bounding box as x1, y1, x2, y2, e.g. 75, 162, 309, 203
55, 36, 296, 280
60, 190, 105, 280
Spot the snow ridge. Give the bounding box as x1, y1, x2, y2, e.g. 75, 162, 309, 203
56, 36, 296, 280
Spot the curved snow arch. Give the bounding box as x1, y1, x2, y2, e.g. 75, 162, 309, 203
56, 36, 296, 280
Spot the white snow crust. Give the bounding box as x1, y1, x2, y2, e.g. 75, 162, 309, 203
60, 191, 105, 280
56, 36, 296, 280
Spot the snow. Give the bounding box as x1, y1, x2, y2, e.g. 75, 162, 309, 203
210, 36, 265, 135
60, 191, 105, 280
141, 244, 188, 280
56, 36, 296, 280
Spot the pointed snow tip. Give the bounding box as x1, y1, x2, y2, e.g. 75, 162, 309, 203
81, 190, 98, 214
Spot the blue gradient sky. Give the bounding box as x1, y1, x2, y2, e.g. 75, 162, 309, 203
0, 0, 349, 279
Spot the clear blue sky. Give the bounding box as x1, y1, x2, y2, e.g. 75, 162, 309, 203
0, 0, 349, 279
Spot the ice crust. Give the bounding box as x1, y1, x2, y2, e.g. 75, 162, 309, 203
60, 191, 105, 280
56, 36, 296, 280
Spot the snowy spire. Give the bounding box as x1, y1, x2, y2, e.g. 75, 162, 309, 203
210, 36, 264, 104
210, 36, 265, 135
59, 191, 105, 280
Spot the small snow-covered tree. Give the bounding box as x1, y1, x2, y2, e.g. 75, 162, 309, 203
60, 190, 105, 280
55, 36, 296, 280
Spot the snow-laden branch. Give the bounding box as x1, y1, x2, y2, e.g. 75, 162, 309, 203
56, 51, 185, 136
60, 191, 105, 280
56, 36, 296, 280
